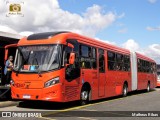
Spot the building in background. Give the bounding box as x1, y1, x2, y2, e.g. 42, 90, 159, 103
0, 31, 22, 85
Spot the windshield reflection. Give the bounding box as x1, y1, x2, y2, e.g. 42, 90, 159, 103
14, 45, 61, 72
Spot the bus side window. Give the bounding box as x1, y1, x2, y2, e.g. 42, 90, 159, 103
107, 51, 116, 70
138, 59, 142, 72
153, 63, 156, 74
149, 62, 152, 73
142, 60, 146, 72
140, 60, 143, 72
151, 62, 154, 73
92, 48, 97, 69
80, 45, 91, 69
64, 46, 72, 64
116, 53, 124, 71
99, 49, 105, 73
124, 55, 130, 71
80, 45, 89, 57
146, 61, 149, 73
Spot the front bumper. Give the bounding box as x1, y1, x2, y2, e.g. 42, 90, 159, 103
11, 83, 64, 102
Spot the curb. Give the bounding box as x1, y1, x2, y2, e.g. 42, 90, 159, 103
0, 101, 19, 108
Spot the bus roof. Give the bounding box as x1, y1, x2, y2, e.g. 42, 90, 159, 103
136, 52, 155, 63
27, 31, 69, 40
18, 31, 130, 54
18, 31, 70, 46
18, 31, 156, 62
73, 32, 130, 54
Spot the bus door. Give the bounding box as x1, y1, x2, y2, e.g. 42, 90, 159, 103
79, 45, 99, 100
64, 40, 80, 101
98, 49, 106, 97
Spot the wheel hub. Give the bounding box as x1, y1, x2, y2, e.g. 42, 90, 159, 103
124, 87, 127, 95
81, 91, 88, 100
147, 84, 150, 91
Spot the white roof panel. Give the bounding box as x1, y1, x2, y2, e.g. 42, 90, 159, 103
0, 31, 23, 39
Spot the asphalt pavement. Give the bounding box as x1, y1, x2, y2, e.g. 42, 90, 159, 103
0, 88, 160, 120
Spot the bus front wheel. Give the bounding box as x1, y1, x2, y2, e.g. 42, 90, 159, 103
80, 88, 89, 105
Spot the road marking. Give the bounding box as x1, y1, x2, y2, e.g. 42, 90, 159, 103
39, 111, 97, 120
38, 116, 57, 120
57, 113, 97, 120
80, 109, 97, 111
81, 109, 128, 117
39, 90, 155, 119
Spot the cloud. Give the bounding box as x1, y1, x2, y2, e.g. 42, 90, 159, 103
118, 28, 128, 33
146, 44, 160, 61
95, 37, 116, 45
146, 26, 160, 31
117, 13, 125, 19
122, 39, 160, 64
116, 22, 125, 27
0, 0, 119, 37
149, 44, 160, 54
148, 0, 157, 4
141, 44, 160, 64
122, 39, 140, 51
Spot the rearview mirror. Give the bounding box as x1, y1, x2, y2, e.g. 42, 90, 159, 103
67, 43, 74, 49
69, 52, 75, 65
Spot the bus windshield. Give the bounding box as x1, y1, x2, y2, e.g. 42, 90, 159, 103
14, 44, 61, 73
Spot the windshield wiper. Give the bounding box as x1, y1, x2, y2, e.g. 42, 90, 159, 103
38, 69, 42, 77
34, 57, 42, 77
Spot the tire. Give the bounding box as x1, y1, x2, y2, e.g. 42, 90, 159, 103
122, 84, 128, 97
147, 83, 150, 92
80, 88, 89, 105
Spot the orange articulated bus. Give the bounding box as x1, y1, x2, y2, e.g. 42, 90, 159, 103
11, 32, 157, 104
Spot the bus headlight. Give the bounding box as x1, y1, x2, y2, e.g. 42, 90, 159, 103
44, 77, 59, 88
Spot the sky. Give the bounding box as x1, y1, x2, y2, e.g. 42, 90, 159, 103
0, 0, 160, 63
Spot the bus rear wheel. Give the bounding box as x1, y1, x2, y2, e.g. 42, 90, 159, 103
122, 84, 128, 97
80, 88, 89, 105
147, 83, 150, 92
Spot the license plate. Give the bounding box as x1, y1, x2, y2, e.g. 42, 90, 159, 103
23, 95, 31, 99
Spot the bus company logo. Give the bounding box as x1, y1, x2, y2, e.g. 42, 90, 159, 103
15, 83, 25, 88
25, 82, 31, 89
6, 1, 24, 17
